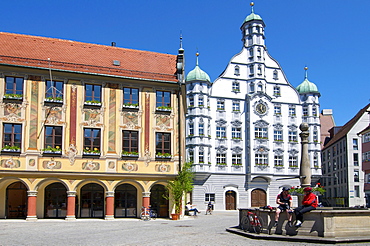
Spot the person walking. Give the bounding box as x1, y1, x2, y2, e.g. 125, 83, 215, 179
294, 187, 318, 227
273, 187, 293, 227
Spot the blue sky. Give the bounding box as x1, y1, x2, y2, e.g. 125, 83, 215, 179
1, 0, 369, 126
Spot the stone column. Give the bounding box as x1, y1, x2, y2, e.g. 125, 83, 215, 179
26, 191, 38, 221
105, 191, 115, 220
66, 191, 76, 221
299, 123, 311, 187
142, 192, 151, 209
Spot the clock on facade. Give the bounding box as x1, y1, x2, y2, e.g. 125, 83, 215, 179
256, 103, 267, 114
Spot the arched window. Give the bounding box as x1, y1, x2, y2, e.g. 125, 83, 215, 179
273, 69, 278, 80
234, 65, 240, 76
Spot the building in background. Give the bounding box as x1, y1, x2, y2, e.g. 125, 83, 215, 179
358, 119, 370, 207
185, 6, 322, 210
321, 103, 370, 207
0, 32, 186, 220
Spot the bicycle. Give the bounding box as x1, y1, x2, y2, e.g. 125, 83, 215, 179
140, 206, 157, 221
240, 209, 264, 233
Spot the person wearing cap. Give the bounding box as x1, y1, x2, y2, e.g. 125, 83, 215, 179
294, 187, 318, 227
273, 187, 293, 227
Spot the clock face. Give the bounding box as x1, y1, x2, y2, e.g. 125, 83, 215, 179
256, 103, 267, 114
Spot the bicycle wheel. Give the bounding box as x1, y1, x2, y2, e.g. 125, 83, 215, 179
140, 212, 150, 221
253, 216, 264, 234
240, 216, 251, 232
151, 212, 157, 220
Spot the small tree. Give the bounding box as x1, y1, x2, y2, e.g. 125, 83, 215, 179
165, 162, 194, 214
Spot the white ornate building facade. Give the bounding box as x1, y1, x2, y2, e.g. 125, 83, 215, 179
185, 8, 322, 210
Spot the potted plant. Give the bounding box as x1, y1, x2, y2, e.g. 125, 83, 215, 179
156, 152, 172, 159
83, 147, 100, 155
43, 146, 62, 154
122, 150, 139, 157
156, 106, 172, 111
45, 96, 63, 103
164, 162, 194, 220
84, 100, 101, 106
123, 102, 139, 108
3, 93, 23, 100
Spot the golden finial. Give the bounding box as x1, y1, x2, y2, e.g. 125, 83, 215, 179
304, 66, 308, 71
196, 52, 199, 57
250, 2, 254, 6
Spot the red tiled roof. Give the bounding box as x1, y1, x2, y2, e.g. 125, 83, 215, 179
323, 103, 370, 150
0, 32, 178, 82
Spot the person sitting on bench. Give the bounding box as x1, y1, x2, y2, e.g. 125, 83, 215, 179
186, 202, 200, 215
294, 187, 318, 227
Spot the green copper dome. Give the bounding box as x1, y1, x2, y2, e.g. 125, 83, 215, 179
243, 12, 263, 23
296, 68, 320, 95
186, 55, 211, 82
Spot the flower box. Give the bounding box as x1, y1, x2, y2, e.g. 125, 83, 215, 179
122, 103, 139, 109
44, 97, 63, 103
43, 150, 62, 154
122, 151, 139, 157
156, 106, 172, 112
84, 101, 102, 107
2, 145, 21, 152
3, 94, 23, 100
83, 152, 100, 156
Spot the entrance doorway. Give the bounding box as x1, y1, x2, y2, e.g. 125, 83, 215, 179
6, 182, 27, 219
115, 184, 137, 218
225, 190, 236, 210
80, 183, 104, 218
150, 184, 168, 218
251, 189, 266, 207
44, 183, 67, 218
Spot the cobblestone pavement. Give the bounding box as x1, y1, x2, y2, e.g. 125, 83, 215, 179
0, 211, 369, 246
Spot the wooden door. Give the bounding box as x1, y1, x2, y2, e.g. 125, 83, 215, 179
225, 190, 236, 210
251, 189, 266, 207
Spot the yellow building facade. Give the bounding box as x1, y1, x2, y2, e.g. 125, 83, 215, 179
0, 32, 185, 220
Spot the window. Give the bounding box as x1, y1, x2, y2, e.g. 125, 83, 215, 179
312, 106, 317, 116
3, 123, 22, 150
257, 48, 262, 57
303, 106, 308, 116
289, 106, 296, 117
188, 149, 194, 162
313, 155, 318, 167
44, 126, 62, 151
232, 127, 242, 139
232, 81, 240, 92
274, 130, 283, 142
250, 82, 255, 93
257, 65, 262, 75
313, 130, 318, 142
234, 65, 240, 76
288, 131, 297, 142
85, 84, 101, 104
189, 96, 194, 107
199, 150, 204, 163
217, 100, 225, 110
5, 76, 23, 97
289, 156, 298, 167
354, 186, 360, 197
364, 133, 370, 143
198, 96, 204, 107
354, 153, 359, 166
274, 155, 283, 166
274, 105, 281, 115
273, 70, 278, 79
273, 86, 280, 96
156, 132, 171, 154
354, 170, 359, 182
122, 130, 138, 154
216, 126, 226, 139
123, 88, 139, 106
249, 65, 254, 75
232, 154, 242, 165
255, 153, 268, 165
205, 193, 215, 202
156, 91, 171, 108
232, 101, 240, 112
249, 48, 254, 57
83, 128, 101, 154
353, 138, 358, 150
257, 83, 263, 92
45, 80, 63, 101
189, 123, 194, 136
216, 153, 226, 165
199, 123, 204, 136
255, 127, 267, 139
